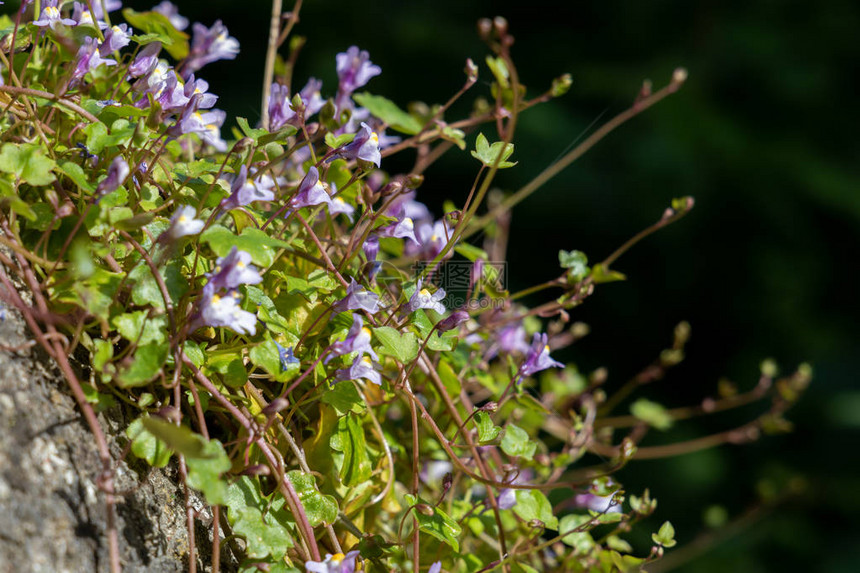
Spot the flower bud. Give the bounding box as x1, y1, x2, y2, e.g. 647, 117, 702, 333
436, 310, 469, 334
672, 67, 688, 85
262, 397, 289, 417
465, 58, 479, 83
415, 504, 435, 516
551, 73, 573, 98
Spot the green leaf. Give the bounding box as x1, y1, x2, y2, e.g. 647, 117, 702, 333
111, 311, 168, 346
121, 9, 190, 59
249, 336, 296, 382
141, 418, 212, 459
333, 413, 372, 486
286, 471, 339, 526
128, 259, 187, 310
0, 143, 56, 185
321, 381, 366, 414
412, 310, 457, 352
404, 494, 462, 551
374, 326, 418, 363
500, 423, 536, 460
353, 92, 423, 134
590, 263, 626, 284
454, 243, 488, 262
58, 161, 95, 194
185, 439, 232, 505
236, 116, 268, 141
225, 477, 295, 560
325, 131, 357, 149
652, 520, 677, 548
559, 249, 588, 280
440, 125, 467, 150
116, 342, 168, 387
471, 133, 517, 169
513, 489, 558, 529
474, 411, 501, 443
630, 398, 673, 431
126, 417, 173, 468
559, 514, 594, 552
200, 225, 291, 267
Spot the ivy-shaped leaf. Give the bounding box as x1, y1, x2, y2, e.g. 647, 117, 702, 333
513, 489, 559, 529
332, 413, 372, 487
225, 477, 295, 560
353, 92, 423, 134
630, 398, 673, 431
652, 520, 677, 548
374, 326, 418, 363
185, 439, 231, 505
111, 310, 168, 346
286, 470, 339, 527
116, 342, 168, 387
200, 225, 291, 267
404, 494, 462, 551
474, 411, 501, 443
0, 143, 56, 185
471, 133, 517, 169
126, 417, 172, 468
500, 423, 537, 460
122, 8, 190, 59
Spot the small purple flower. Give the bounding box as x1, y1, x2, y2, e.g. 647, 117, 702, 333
71, 37, 117, 85
91, 0, 122, 20
362, 235, 379, 262
274, 341, 300, 371
220, 165, 276, 211
325, 314, 378, 364
336, 46, 380, 102
498, 488, 517, 510
198, 287, 257, 335
406, 279, 446, 314
331, 279, 381, 315
71, 3, 100, 27
95, 156, 129, 196
299, 78, 326, 117
171, 100, 227, 151
519, 333, 564, 378
290, 166, 332, 210
128, 42, 162, 78
407, 219, 455, 260
335, 356, 382, 386
164, 205, 204, 239
574, 492, 622, 514
429, 562, 443, 573
306, 551, 361, 573
99, 24, 132, 56
183, 75, 218, 109
181, 20, 239, 78
206, 247, 263, 292
268, 82, 296, 130
436, 310, 469, 334
33, 2, 76, 28
152, 0, 188, 31
485, 322, 529, 360
420, 460, 452, 485
379, 216, 417, 244
328, 196, 355, 221
339, 123, 381, 167
390, 192, 431, 224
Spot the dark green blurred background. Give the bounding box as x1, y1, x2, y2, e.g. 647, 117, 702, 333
22, 0, 860, 569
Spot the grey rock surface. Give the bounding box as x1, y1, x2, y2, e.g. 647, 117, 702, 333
0, 292, 194, 572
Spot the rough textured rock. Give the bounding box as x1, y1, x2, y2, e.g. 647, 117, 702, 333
0, 290, 198, 572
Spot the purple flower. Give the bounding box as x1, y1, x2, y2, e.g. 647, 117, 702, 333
90, 0, 122, 20
198, 287, 257, 335
306, 551, 361, 573
299, 78, 326, 117
71, 37, 116, 85
339, 123, 381, 167
95, 156, 129, 196
484, 322, 529, 361
274, 341, 300, 371
574, 492, 622, 514
406, 279, 446, 314
183, 75, 218, 109
328, 195, 355, 221
152, 1, 188, 31
498, 488, 517, 510
335, 356, 381, 386
436, 310, 469, 334
336, 46, 380, 106
407, 219, 455, 260
331, 279, 381, 315
71, 3, 100, 28
290, 166, 332, 210
164, 205, 204, 239
220, 165, 276, 211
363, 235, 379, 262
390, 192, 431, 224
171, 99, 227, 151
268, 78, 325, 131
325, 314, 378, 364
181, 20, 239, 78
429, 562, 443, 573
33, 2, 76, 28
206, 247, 263, 292
155, 70, 190, 111
420, 460, 452, 485
379, 216, 417, 244
99, 24, 132, 56
519, 333, 563, 378
128, 42, 162, 78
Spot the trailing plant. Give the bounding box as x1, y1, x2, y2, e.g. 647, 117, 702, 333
0, 2, 810, 572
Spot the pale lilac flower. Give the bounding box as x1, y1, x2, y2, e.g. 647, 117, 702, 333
520, 333, 563, 378
171, 100, 227, 151
406, 279, 446, 314
71, 37, 116, 85
99, 24, 132, 56
268, 78, 325, 131
335, 46, 380, 113
206, 247, 263, 292
274, 341, 300, 371
165, 205, 204, 239
498, 488, 517, 510
95, 156, 129, 196
90, 0, 121, 20
152, 1, 188, 30
290, 166, 332, 210
33, 1, 76, 28
574, 491, 622, 514
325, 314, 377, 364
420, 460, 452, 485
128, 42, 162, 78
338, 123, 381, 167
331, 279, 380, 315
198, 287, 257, 335
220, 165, 276, 211
429, 562, 443, 573
379, 216, 417, 244
485, 322, 530, 361
181, 20, 239, 78
306, 550, 361, 573
362, 235, 379, 262
328, 196, 355, 221
335, 356, 381, 386
407, 219, 455, 260
71, 3, 100, 27
183, 75, 218, 109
